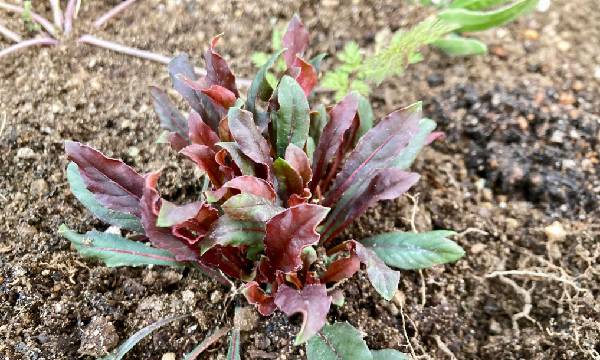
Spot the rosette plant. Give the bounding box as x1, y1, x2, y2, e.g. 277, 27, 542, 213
60, 16, 465, 357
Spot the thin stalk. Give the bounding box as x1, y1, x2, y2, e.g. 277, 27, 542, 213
49, 0, 63, 30
78, 34, 172, 63
0, 37, 58, 58
94, 0, 137, 28
0, 22, 21, 42
63, 0, 80, 34
0, 2, 57, 36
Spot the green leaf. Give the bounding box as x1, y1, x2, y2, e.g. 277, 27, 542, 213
247, 49, 286, 125
226, 329, 241, 360
450, 0, 512, 10
201, 216, 265, 255
273, 158, 304, 200
271, 27, 284, 51
337, 41, 362, 72
251, 52, 270, 67
306, 322, 372, 360
371, 349, 411, 360
361, 230, 465, 270
391, 118, 436, 170
309, 53, 328, 73
217, 142, 256, 176
432, 35, 488, 56
321, 70, 350, 101
102, 315, 187, 360
222, 193, 284, 222
59, 225, 181, 268
350, 80, 371, 97
275, 75, 310, 157
66, 162, 143, 233
355, 94, 374, 143
309, 104, 328, 145
438, 0, 538, 32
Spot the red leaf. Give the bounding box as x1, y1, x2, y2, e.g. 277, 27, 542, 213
201, 85, 237, 108
292, 56, 317, 96
189, 111, 220, 149
218, 116, 233, 142
228, 108, 273, 180
274, 284, 331, 344
288, 188, 311, 207
150, 86, 188, 140
208, 176, 276, 203
169, 54, 221, 131
324, 105, 422, 206
179, 144, 224, 187
244, 281, 276, 316
200, 245, 250, 279
167, 132, 189, 152
324, 168, 420, 245
285, 144, 312, 186
311, 93, 359, 192
157, 200, 219, 245
204, 36, 239, 97
264, 204, 329, 272
320, 253, 360, 283
65, 141, 144, 217
140, 172, 199, 261
282, 15, 309, 69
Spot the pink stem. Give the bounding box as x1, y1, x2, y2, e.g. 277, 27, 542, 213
49, 0, 63, 30
0, 22, 21, 42
63, 0, 78, 34
0, 2, 57, 37
78, 35, 254, 88
0, 37, 58, 58
78, 34, 172, 63
94, 0, 137, 28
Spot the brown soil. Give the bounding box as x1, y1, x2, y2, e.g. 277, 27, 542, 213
1, 0, 599, 359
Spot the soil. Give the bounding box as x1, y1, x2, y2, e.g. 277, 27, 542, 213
1, 0, 599, 359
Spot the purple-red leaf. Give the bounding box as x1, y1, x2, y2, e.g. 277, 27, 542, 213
324, 168, 420, 243
150, 86, 189, 141
282, 15, 309, 69
208, 176, 277, 203
168, 54, 221, 131
179, 144, 224, 187
324, 104, 422, 206
293, 56, 318, 96
285, 144, 312, 186
274, 284, 331, 344
264, 204, 329, 272
200, 245, 250, 280
201, 85, 237, 108
204, 35, 239, 97
157, 200, 219, 245
228, 107, 273, 179
350, 241, 399, 301
244, 282, 276, 316
273, 158, 304, 201
320, 253, 360, 284
65, 141, 144, 217
165, 132, 189, 152
311, 93, 359, 192
189, 110, 220, 149
140, 172, 199, 262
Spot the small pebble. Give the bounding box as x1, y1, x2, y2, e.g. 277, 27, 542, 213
210, 290, 222, 304
16, 147, 36, 159
426, 73, 444, 87
30, 179, 49, 197
557, 40, 571, 52
523, 29, 539, 41
161, 353, 176, 360
544, 221, 566, 242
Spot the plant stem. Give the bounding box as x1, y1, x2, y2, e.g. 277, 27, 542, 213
0, 2, 57, 37
49, 0, 63, 30
63, 0, 79, 34
78, 34, 172, 63
94, 0, 137, 28
0, 22, 21, 42
0, 37, 58, 59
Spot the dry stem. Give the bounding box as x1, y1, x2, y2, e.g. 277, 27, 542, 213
0, 2, 57, 36
0, 21, 21, 42
0, 37, 58, 58
94, 0, 137, 28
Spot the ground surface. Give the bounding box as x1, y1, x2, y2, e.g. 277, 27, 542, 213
1, 0, 599, 359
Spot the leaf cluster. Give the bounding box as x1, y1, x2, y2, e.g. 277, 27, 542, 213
61, 16, 465, 357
